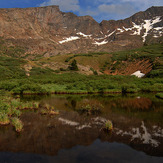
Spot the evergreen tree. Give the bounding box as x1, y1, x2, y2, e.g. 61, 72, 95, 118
68, 59, 79, 71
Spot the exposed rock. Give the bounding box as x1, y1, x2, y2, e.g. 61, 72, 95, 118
0, 6, 162, 57
24, 64, 33, 76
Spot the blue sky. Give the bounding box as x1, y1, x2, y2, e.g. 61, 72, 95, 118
0, 0, 163, 22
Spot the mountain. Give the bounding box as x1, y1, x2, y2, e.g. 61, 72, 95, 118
0, 6, 162, 57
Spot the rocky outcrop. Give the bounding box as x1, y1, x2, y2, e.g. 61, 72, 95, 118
0, 6, 162, 57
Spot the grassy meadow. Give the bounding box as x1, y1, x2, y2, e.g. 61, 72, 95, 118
0, 40, 162, 132
0, 41, 162, 95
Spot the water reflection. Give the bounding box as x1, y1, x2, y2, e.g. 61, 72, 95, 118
0, 94, 163, 161
0, 140, 163, 163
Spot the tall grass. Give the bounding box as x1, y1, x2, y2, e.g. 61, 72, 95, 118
0, 113, 10, 125
11, 117, 23, 132
0, 96, 41, 132
0, 73, 162, 94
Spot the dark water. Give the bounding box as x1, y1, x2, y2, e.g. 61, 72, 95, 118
0, 94, 163, 162
0, 140, 163, 163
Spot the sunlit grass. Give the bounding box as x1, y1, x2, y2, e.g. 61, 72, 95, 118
11, 117, 23, 132
0, 113, 10, 125
77, 102, 103, 115
104, 120, 113, 131
40, 103, 59, 115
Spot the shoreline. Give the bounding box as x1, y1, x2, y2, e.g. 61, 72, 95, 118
11, 90, 163, 96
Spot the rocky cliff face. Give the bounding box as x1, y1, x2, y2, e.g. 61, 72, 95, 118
0, 6, 162, 57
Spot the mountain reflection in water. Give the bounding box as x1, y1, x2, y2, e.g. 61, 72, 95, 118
0, 139, 163, 163
0, 94, 163, 162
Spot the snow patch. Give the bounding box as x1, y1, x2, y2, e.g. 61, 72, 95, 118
94, 30, 116, 39
106, 30, 116, 38
94, 37, 105, 40
92, 117, 107, 125
76, 124, 91, 130
153, 35, 159, 38
154, 27, 163, 30
131, 16, 162, 42
152, 126, 163, 138
93, 40, 108, 46
131, 22, 143, 35
131, 128, 141, 140
131, 70, 145, 78
141, 121, 159, 147
59, 36, 80, 44
116, 129, 123, 135
116, 28, 125, 34
116, 26, 137, 35
115, 121, 160, 147
58, 118, 79, 126
152, 16, 162, 24
77, 32, 92, 38
116, 24, 144, 35
153, 27, 163, 38
123, 26, 133, 31
142, 19, 153, 42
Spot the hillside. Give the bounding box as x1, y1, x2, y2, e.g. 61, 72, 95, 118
35, 44, 163, 77
0, 38, 162, 78
0, 39, 162, 95
0, 6, 162, 57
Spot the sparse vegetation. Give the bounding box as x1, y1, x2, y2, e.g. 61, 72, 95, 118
77, 103, 103, 115
40, 103, 59, 115
90, 67, 98, 75
11, 117, 23, 132
0, 113, 10, 125
0, 96, 41, 132
104, 120, 113, 131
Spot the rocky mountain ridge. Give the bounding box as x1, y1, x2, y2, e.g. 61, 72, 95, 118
0, 6, 162, 57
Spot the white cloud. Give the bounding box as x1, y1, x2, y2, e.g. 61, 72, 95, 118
40, 0, 80, 12
95, 0, 163, 11
121, 0, 163, 10
98, 3, 136, 16
79, 9, 98, 17
39, 0, 163, 22
83, 0, 163, 21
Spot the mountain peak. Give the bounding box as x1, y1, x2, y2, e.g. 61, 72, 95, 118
0, 6, 162, 56
145, 6, 163, 15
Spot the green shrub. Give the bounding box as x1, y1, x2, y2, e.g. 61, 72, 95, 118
0, 113, 10, 125
68, 59, 79, 71
121, 84, 138, 93
11, 109, 22, 117
104, 120, 113, 131
12, 83, 47, 94
0, 81, 19, 91
77, 103, 103, 115
151, 83, 163, 91
11, 117, 23, 132
10, 99, 21, 109
0, 101, 10, 114
90, 67, 98, 75
146, 70, 163, 78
